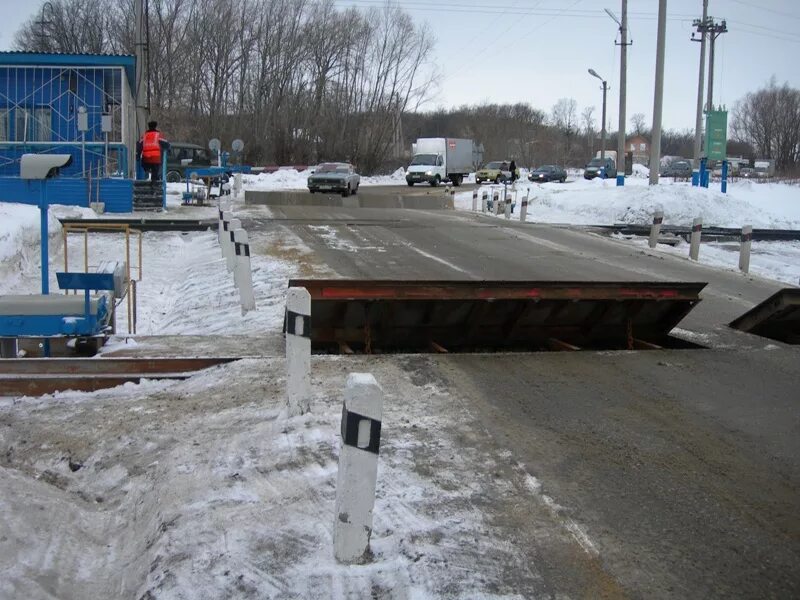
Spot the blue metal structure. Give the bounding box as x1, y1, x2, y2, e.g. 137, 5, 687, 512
0, 52, 137, 211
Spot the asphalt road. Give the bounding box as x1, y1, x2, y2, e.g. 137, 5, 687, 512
239, 202, 800, 597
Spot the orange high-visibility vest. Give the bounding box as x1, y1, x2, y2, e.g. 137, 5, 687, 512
141, 130, 163, 163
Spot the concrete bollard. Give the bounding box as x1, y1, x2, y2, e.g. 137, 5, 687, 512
221, 210, 233, 259
233, 172, 243, 198
286, 287, 311, 416
649, 210, 664, 249
520, 194, 528, 222
481, 191, 488, 213
504, 188, 512, 219
493, 191, 501, 215
334, 373, 384, 564
739, 225, 753, 274
689, 217, 702, 261
472, 189, 478, 211
233, 229, 256, 313
226, 218, 241, 272
218, 207, 225, 246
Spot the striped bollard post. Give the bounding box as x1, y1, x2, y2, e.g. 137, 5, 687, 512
472, 189, 478, 211
221, 210, 233, 259
481, 190, 488, 213
504, 188, 512, 219
286, 287, 311, 416
649, 210, 664, 249
689, 217, 703, 261
226, 218, 241, 272
234, 173, 243, 198
493, 190, 501, 215
739, 225, 753, 274
520, 193, 528, 222
334, 373, 384, 564
218, 207, 224, 246
233, 229, 256, 313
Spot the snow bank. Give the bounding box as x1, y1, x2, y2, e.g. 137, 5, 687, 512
241, 167, 408, 191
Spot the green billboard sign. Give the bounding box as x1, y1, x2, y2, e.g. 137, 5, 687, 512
705, 110, 728, 161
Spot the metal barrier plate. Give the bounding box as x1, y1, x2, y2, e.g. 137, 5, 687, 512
288, 280, 707, 352
729, 289, 800, 344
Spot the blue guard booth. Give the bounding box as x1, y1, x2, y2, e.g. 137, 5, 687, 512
0, 52, 140, 212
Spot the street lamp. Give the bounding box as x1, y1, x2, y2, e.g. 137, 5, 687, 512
588, 69, 609, 164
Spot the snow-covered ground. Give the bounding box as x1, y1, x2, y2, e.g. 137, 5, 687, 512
454, 177, 800, 286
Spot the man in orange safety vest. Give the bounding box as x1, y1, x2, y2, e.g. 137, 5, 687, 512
136, 120, 169, 182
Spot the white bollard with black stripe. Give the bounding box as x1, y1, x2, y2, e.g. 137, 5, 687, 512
520, 193, 528, 222
221, 210, 233, 259
649, 210, 664, 249
233, 228, 256, 313
493, 190, 501, 215
472, 189, 478, 211
226, 218, 241, 272
739, 225, 753, 274
334, 372, 384, 564
689, 217, 702, 261
481, 190, 488, 213
286, 287, 311, 416
233, 173, 243, 198
504, 187, 512, 219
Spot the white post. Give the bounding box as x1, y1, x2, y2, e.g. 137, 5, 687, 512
221, 210, 233, 259
471, 189, 478, 211
234, 173, 243, 198
739, 225, 752, 274
504, 188, 512, 219
217, 207, 225, 246
520, 193, 528, 222
493, 190, 501, 215
649, 210, 664, 249
481, 190, 488, 213
233, 229, 256, 313
286, 287, 311, 416
334, 373, 384, 564
226, 218, 241, 272
689, 217, 702, 261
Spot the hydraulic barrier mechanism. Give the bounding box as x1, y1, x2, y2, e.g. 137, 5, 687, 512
287, 279, 707, 353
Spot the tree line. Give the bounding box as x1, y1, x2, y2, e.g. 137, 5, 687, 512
14, 1, 799, 174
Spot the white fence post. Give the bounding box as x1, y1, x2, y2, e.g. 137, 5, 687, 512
689, 217, 702, 261
334, 373, 384, 564
649, 210, 664, 249
233, 229, 256, 313
481, 190, 488, 213
739, 225, 753, 274
520, 193, 528, 222
221, 210, 233, 259
226, 218, 241, 272
493, 190, 501, 215
286, 287, 311, 416
472, 189, 478, 211
233, 173, 243, 198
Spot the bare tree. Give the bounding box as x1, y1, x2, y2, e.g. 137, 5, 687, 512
551, 98, 578, 165
582, 106, 596, 157
630, 112, 647, 137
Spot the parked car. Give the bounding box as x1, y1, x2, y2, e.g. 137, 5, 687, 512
660, 159, 693, 179
740, 167, 755, 178
529, 165, 567, 183
583, 157, 617, 180
307, 162, 360, 196
166, 142, 213, 182
475, 160, 518, 184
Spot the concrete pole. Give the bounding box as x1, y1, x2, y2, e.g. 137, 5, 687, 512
133, 0, 149, 142
707, 30, 716, 114
226, 218, 241, 273
689, 217, 702, 261
233, 228, 256, 314
472, 189, 478, 211
693, 0, 708, 167
739, 225, 752, 274
600, 81, 607, 162
617, 0, 628, 185
649, 210, 664, 248
649, 0, 668, 186
286, 287, 311, 416
334, 373, 384, 564
520, 193, 528, 222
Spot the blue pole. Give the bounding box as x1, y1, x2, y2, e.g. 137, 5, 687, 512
699, 158, 707, 188
162, 152, 167, 209
721, 160, 728, 194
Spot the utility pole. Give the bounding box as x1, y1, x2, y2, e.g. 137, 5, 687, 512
134, 0, 150, 144
691, 0, 708, 168
706, 18, 728, 112
606, 1, 631, 185
649, 0, 667, 186
588, 69, 608, 163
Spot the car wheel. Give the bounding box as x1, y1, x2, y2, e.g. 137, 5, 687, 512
309, 189, 315, 194
342, 185, 351, 197
352, 185, 358, 195
166, 170, 182, 183
407, 181, 414, 187
430, 175, 440, 187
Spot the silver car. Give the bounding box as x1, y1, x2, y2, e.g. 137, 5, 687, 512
308, 162, 360, 196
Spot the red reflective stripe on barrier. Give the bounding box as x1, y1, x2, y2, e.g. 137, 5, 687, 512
653, 217, 663, 224
692, 224, 702, 232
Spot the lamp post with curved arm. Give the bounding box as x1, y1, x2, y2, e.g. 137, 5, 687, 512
588, 69, 608, 163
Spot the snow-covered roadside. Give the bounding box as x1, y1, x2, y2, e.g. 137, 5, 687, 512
240, 167, 409, 191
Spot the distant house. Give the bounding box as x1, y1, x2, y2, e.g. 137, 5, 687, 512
0, 52, 138, 211
627, 135, 650, 165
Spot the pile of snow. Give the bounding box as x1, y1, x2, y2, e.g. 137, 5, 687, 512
240, 167, 408, 191
631, 164, 650, 178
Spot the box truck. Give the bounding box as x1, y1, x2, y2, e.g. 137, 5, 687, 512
406, 138, 474, 187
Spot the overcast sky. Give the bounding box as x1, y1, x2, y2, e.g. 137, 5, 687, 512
1, 0, 798, 131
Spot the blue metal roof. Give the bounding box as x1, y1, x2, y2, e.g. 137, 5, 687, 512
0, 52, 136, 94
